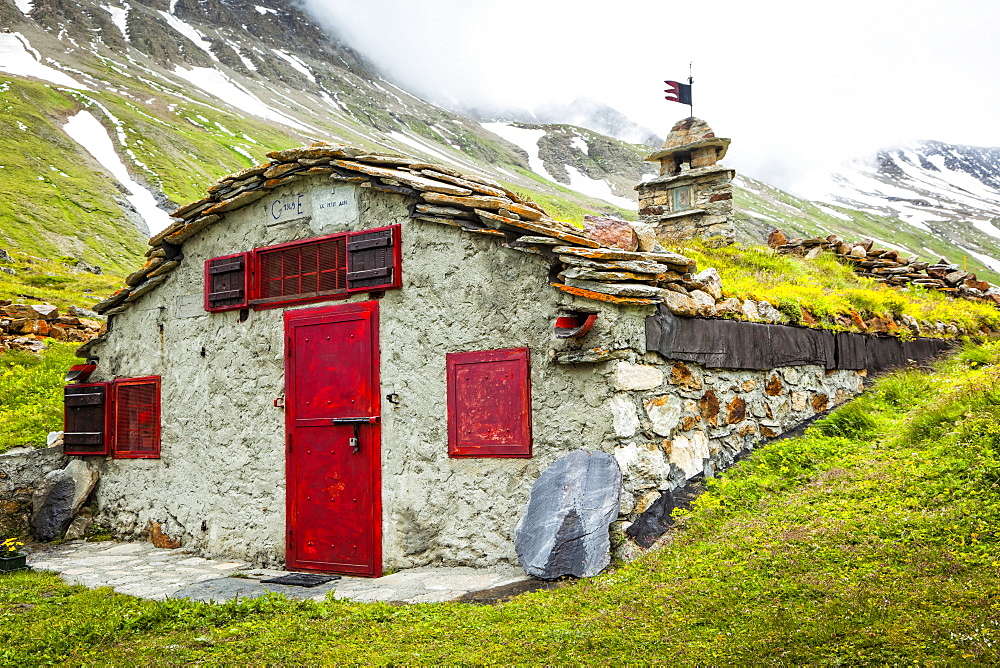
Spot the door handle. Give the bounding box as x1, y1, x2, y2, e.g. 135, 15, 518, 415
331, 417, 379, 453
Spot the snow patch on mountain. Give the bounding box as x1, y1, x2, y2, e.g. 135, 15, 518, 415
13, 0, 32, 15
564, 165, 635, 210
159, 10, 219, 62
101, 4, 130, 41
64, 110, 172, 234
0, 34, 87, 89
171, 65, 310, 132
481, 122, 546, 176
271, 49, 314, 82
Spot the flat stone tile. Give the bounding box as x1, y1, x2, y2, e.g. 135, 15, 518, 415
422, 573, 504, 591
408, 590, 465, 604
210, 562, 245, 570
104, 544, 150, 555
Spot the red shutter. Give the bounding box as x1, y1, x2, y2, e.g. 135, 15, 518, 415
446, 348, 532, 458
347, 225, 402, 292
205, 252, 250, 312
112, 377, 161, 459
252, 234, 348, 309
63, 382, 112, 456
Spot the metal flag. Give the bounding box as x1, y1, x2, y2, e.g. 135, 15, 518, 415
664, 80, 692, 106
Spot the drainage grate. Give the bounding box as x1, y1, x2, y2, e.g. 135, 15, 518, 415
261, 573, 341, 587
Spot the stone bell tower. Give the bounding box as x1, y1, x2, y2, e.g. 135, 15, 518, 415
635, 117, 735, 242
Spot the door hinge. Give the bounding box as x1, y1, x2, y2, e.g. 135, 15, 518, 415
274, 396, 285, 408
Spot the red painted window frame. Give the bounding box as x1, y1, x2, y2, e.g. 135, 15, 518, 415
249, 225, 402, 311
63, 381, 113, 456
204, 251, 251, 312
111, 376, 161, 459
446, 347, 532, 458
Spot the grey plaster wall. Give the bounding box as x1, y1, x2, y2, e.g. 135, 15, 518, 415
87, 176, 639, 570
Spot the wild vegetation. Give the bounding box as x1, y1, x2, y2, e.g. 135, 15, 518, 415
678, 238, 1000, 334
3, 340, 1000, 663
0, 343, 78, 453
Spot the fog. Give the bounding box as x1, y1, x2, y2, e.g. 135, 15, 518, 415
301, 0, 1000, 198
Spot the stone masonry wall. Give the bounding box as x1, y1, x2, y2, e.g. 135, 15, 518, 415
0, 446, 68, 537
604, 354, 866, 554
636, 166, 735, 241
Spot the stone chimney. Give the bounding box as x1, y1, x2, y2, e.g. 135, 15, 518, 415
635, 117, 735, 242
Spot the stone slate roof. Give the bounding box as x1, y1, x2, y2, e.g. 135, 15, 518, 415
92, 142, 699, 318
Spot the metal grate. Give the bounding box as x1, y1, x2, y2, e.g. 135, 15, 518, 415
261, 573, 341, 587
115, 380, 159, 455
258, 236, 347, 301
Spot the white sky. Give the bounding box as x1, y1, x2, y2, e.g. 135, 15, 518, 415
301, 0, 1000, 198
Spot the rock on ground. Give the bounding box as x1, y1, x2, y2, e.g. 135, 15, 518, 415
514, 450, 622, 579
30, 460, 98, 542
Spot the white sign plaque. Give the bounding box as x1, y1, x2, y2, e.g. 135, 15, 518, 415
309, 184, 358, 234
262, 191, 311, 226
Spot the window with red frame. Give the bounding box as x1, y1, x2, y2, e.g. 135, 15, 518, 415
63, 376, 161, 459
204, 225, 401, 312
112, 377, 161, 458
446, 348, 532, 458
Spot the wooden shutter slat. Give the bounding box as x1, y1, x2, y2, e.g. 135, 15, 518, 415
347, 233, 392, 251
64, 432, 103, 445
65, 392, 103, 407
347, 267, 390, 281
208, 258, 244, 274
207, 289, 243, 301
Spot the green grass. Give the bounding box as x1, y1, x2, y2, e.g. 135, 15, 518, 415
0, 343, 79, 453
5, 342, 1000, 662
675, 238, 1000, 334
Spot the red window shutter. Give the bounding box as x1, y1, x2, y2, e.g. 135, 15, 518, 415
347, 225, 401, 292
205, 252, 249, 312
63, 382, 111, 456
252, 235, 348, 308
112, 376, 161, 459
446, 348, 532, 458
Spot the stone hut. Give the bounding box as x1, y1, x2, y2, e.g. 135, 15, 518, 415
636, 117, 735, 242
61, 141, 945, 576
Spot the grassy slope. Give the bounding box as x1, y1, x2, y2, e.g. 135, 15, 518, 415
0, 78, 146, 275
4, 342, 1000, 663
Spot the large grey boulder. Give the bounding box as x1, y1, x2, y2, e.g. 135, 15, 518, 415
30, 460, 99, 541
514, 450, 622, 579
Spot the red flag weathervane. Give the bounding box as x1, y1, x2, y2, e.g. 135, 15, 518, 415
664, 64, 694, 116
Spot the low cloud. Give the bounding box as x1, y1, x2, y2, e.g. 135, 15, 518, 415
300, 0, 1000, 198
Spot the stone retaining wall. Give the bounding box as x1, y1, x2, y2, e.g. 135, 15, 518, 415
0, 446, 68, 537
607, 354, 867, 554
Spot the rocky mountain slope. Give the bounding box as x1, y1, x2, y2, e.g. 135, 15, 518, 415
2, 0, 1000, 297
0, 0, 644, 266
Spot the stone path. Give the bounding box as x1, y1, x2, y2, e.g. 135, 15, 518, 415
24, 540, 535, 604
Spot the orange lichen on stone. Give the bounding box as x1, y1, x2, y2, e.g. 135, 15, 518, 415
550, 284, 660, 306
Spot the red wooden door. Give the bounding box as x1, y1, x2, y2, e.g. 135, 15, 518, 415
285, 301, 381, 576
